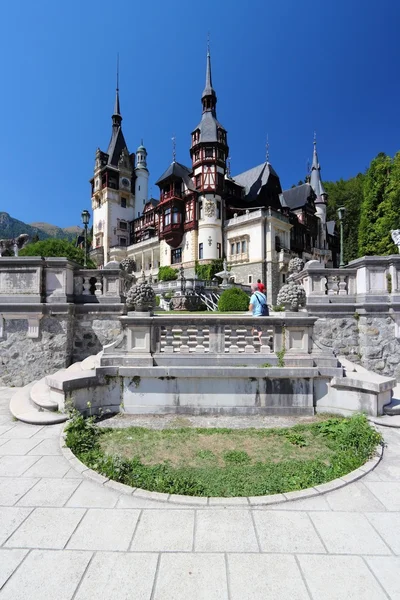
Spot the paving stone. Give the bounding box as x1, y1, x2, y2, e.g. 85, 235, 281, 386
0, 477, 39, 506
116, 494, 182, 509
374, 463, 400, 482
17, 478, 81, 507
366, 556, 400, 599
325, 481, 388, 512
366, 512, 400, 554
0, 549, 92, 600
4, 507, 85, 549
228, 553, 310, 600
21, 456, 70, 479
0, 456, 40, 477
309, 512, 392, 554
154, 553, 229, 600
0, 507, 33, 545
253, 511, 326, 553
66, 480, 120, 508
297, 554, 388, 600
63, 468, 84, 479
74, 552, 158, 600
1, 424, 44, 439
26, 439, 61, 455
364, 481, 400, 510
195, 509, 258, 552
267, 495, 331, 511
30, 424, 64, 439
0, 416, 15, 426
67, 508, 140, 551
0, 439, 43, 456
0, 425, 16, 436
0, 549, 29, 589
131, 509, 194, 551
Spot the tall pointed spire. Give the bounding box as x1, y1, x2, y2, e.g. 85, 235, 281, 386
202, 36, 217, 114
112, 54, 122, 127
310, 132, 326, 197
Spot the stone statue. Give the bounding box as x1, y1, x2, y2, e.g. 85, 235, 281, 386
391, 230, 400, 253
0, 234, 30, 257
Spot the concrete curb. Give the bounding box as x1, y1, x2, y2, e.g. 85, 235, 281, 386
60, 425, 384, 507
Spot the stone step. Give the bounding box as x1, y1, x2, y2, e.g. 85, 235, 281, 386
10, 384, 68, 425
66, 362, 83, 373
383, 400, 400, 416
369, 415, 400, 428
30, 378, 58, 411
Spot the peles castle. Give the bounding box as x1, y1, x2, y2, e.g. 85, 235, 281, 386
90, 50, 339, 303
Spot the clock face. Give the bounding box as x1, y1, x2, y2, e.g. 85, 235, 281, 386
121, 178, 130, 188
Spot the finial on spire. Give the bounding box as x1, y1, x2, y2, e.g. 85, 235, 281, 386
313, 130, 317, 146
113, 54, 121, 121
266, 134, 270, 163
172, 134, 176, 163
207, 31, 210, 56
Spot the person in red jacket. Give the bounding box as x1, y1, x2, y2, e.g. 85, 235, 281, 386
257, 279, 265, 293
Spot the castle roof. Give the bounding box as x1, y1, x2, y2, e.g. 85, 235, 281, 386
155, 161, 196, 191
233, 162, 279, 199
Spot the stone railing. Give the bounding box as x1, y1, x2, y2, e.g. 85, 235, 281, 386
73, 269, 132, 303
292, 267, 357, 299
101, 313, 317, 366
0, 257, 132, 305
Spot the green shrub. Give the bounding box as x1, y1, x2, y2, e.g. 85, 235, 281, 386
158, 266, 178, 281
217, 287, 249, 311
195, 259, 224, 281
20, 239, 96, 268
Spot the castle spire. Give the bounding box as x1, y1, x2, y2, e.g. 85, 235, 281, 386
201, 39, 217, 114
112, 54, 122, 127
310, 133, 326, 197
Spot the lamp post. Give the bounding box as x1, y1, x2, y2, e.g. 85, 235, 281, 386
337, 206, 346, 268
81, 210, 90, 268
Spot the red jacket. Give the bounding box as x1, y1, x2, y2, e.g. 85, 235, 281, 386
257, 282, 265, 293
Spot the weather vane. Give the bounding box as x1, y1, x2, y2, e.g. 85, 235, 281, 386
226, 156, 231, 178
266, 134, 270, 163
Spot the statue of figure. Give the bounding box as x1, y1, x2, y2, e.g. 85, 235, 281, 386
0, 234, 29, 257
391, 230, 400, 253
148, 273, 153, 284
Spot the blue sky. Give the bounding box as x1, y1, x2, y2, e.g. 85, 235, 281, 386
1, 0, 399, 228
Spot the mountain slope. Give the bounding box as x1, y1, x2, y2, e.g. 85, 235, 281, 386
0, 213, 79, 243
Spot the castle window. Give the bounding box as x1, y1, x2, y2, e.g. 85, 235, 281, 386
241, 240, 247, 253
119, 221, 128, 231
195, 174, 201, 189
248, 275, 252, 284
218, 149, 225, 160
97, 198, 101, 208
229, 235, 250, 262
171, 248, 182, 264
172, 207, 180, 224
217, 242, 221, 258
185, 202, 194, 222
205, 147, 213, 158
119, 237, 127, 246
195, 151, 200, 162
121, 198, 127, 208
199, 243, 203, 259
231, 243, 235, 255
164, 208, 171, 226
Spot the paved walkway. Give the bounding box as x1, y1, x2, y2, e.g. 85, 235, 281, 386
0, 387, 399, 599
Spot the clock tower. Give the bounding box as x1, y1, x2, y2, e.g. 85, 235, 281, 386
90, 84, 136, 266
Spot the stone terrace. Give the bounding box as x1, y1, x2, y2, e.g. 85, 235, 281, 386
0, 387, 400, 598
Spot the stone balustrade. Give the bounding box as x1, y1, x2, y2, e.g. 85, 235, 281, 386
101, 313, 317, 367
73, 268, 132, 303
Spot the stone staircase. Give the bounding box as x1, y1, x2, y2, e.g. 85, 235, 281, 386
9, 353, 102, 425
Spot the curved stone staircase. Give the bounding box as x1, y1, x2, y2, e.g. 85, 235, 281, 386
9, 353, 102, 425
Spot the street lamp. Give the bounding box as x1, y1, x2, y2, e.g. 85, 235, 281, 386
337, 206, 346, 268
81, 210, 90, 268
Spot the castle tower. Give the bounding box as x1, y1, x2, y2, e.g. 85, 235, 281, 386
189, 46, 229, 262
310, 134, 328, 248
90, 81, 136, 266
135, 141, 149, 215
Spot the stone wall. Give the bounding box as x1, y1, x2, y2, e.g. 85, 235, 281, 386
0, 315, 74, 386
230, 262, 263, 287
313, 315, 400, 380
73, 314, 122, 362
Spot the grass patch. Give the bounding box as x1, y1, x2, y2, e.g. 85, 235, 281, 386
65, 414, 382, 497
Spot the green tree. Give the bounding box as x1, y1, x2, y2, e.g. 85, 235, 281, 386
158, 266, 178, 281
325, 174, 364, 263
358, 153, 392, 256
20, 239, 96, 268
